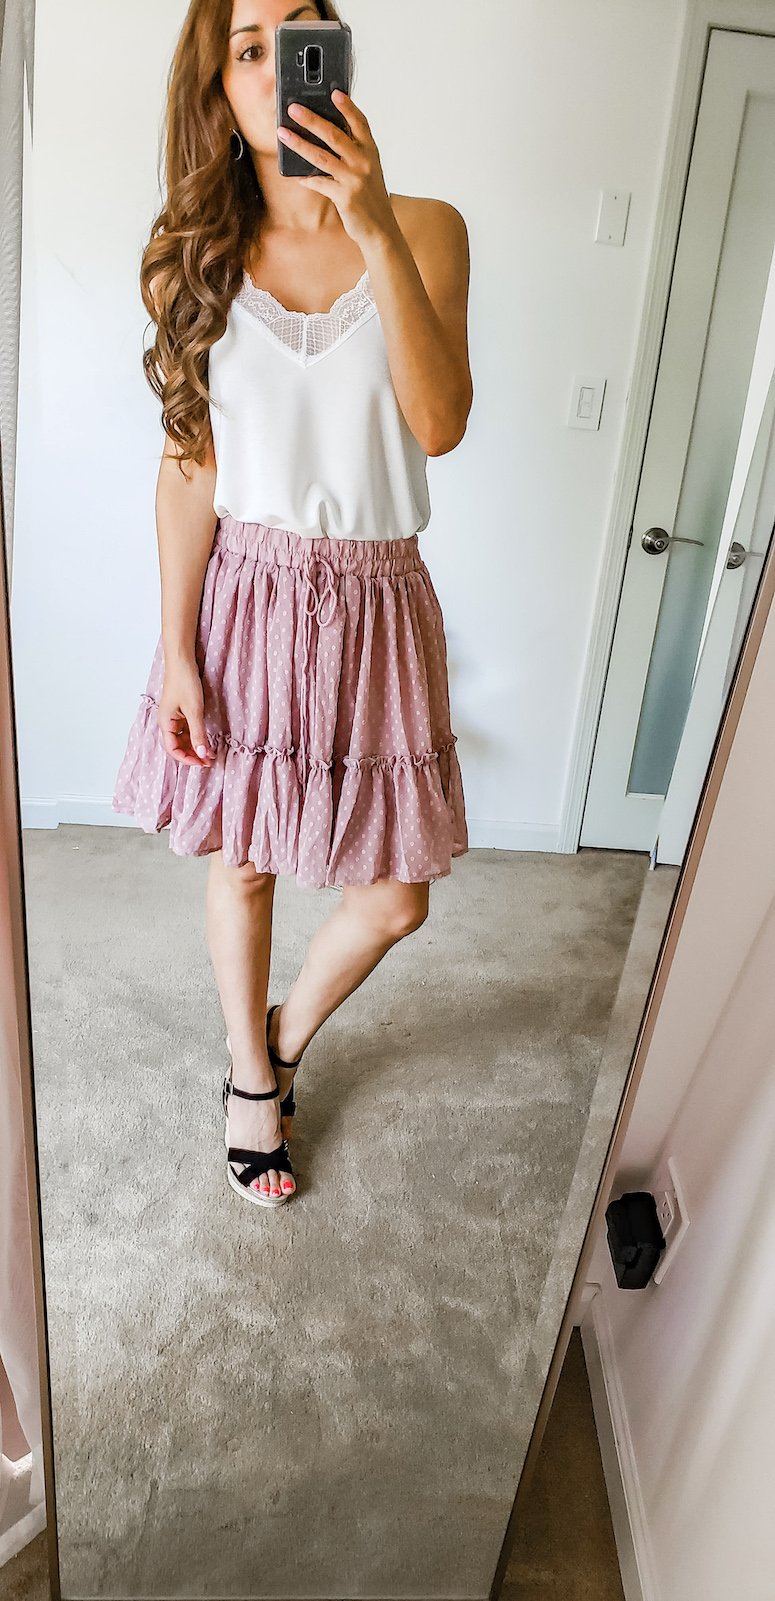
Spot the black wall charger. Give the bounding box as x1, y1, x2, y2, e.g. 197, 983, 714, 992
605, 1190, 666, 1288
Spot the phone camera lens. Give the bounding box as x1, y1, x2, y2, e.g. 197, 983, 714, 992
303, 44, 323, 84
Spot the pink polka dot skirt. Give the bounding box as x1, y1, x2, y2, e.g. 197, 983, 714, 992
111, 516, 469, 888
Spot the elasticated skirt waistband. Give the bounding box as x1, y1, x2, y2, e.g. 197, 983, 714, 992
212, 515, 424, 578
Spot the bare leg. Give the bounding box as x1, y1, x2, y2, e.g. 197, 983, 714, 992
268, 879, 431, 1129
205, 853, 295, 1198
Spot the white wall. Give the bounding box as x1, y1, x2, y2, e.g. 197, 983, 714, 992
584, 572, 775, 1596
11, 0, 684, 847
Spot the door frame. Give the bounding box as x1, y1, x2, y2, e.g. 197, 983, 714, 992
561, 0, 775, 853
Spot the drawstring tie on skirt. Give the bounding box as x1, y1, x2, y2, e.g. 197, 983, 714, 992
299, 552, 339, 782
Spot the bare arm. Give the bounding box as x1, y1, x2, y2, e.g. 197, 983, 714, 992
157, 426, 218, 665
362, 198, 473, 457
155, 427, 219, 768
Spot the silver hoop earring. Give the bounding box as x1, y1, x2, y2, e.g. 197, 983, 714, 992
230, 127, 244, 161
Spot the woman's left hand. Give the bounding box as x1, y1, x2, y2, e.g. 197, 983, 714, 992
277, 90, 398, 250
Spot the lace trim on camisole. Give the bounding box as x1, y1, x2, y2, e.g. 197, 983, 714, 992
234, 270, 378, 368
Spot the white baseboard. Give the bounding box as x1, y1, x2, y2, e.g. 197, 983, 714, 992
19, 799, 564, 853
579, 1290, 662, 1601
456, 818, 562, 851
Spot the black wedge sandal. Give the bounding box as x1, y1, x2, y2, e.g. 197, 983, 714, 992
265, 1004, 305, 1129
222, 1065, 295, 1208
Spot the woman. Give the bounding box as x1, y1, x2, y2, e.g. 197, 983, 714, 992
112, 0, 473, 1209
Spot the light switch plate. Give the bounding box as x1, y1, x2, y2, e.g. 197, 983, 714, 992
568, 374, 606, 430
596, 188, 631, 245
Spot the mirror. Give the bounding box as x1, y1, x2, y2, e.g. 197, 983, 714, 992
3, 2, 775, 1597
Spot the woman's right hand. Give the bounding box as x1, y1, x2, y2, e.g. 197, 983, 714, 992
157, 656, 216, 767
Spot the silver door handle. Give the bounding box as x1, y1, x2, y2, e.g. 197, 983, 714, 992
641, 528, 755, 568
641, 526, 704, 554
727, 540, 762, 569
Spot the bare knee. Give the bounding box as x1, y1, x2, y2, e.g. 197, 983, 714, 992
392, 903, 429, 940
210, 854, 275, 895
342, 880, 430, 941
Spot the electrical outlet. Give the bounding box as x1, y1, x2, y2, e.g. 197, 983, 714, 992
651, 1154, 690, 1285
656, 1187, 675, 1236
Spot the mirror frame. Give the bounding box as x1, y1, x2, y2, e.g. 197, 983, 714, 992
4, 4, 775, 1598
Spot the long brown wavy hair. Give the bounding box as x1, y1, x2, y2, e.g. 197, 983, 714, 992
141, 0, 345, 472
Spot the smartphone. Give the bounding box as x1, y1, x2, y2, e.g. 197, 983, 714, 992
276, 20, 353, 178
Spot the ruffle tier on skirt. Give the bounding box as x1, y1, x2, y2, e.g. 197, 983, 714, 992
112, 516, 469, 889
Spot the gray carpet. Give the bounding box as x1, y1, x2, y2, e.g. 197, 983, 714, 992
20, 827, 669, 1598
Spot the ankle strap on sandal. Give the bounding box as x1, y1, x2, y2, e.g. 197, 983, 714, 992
226, 1080, 279, 1102
266, 1004, 305, 1069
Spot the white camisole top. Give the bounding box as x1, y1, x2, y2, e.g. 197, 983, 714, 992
207, 267, 432, 541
